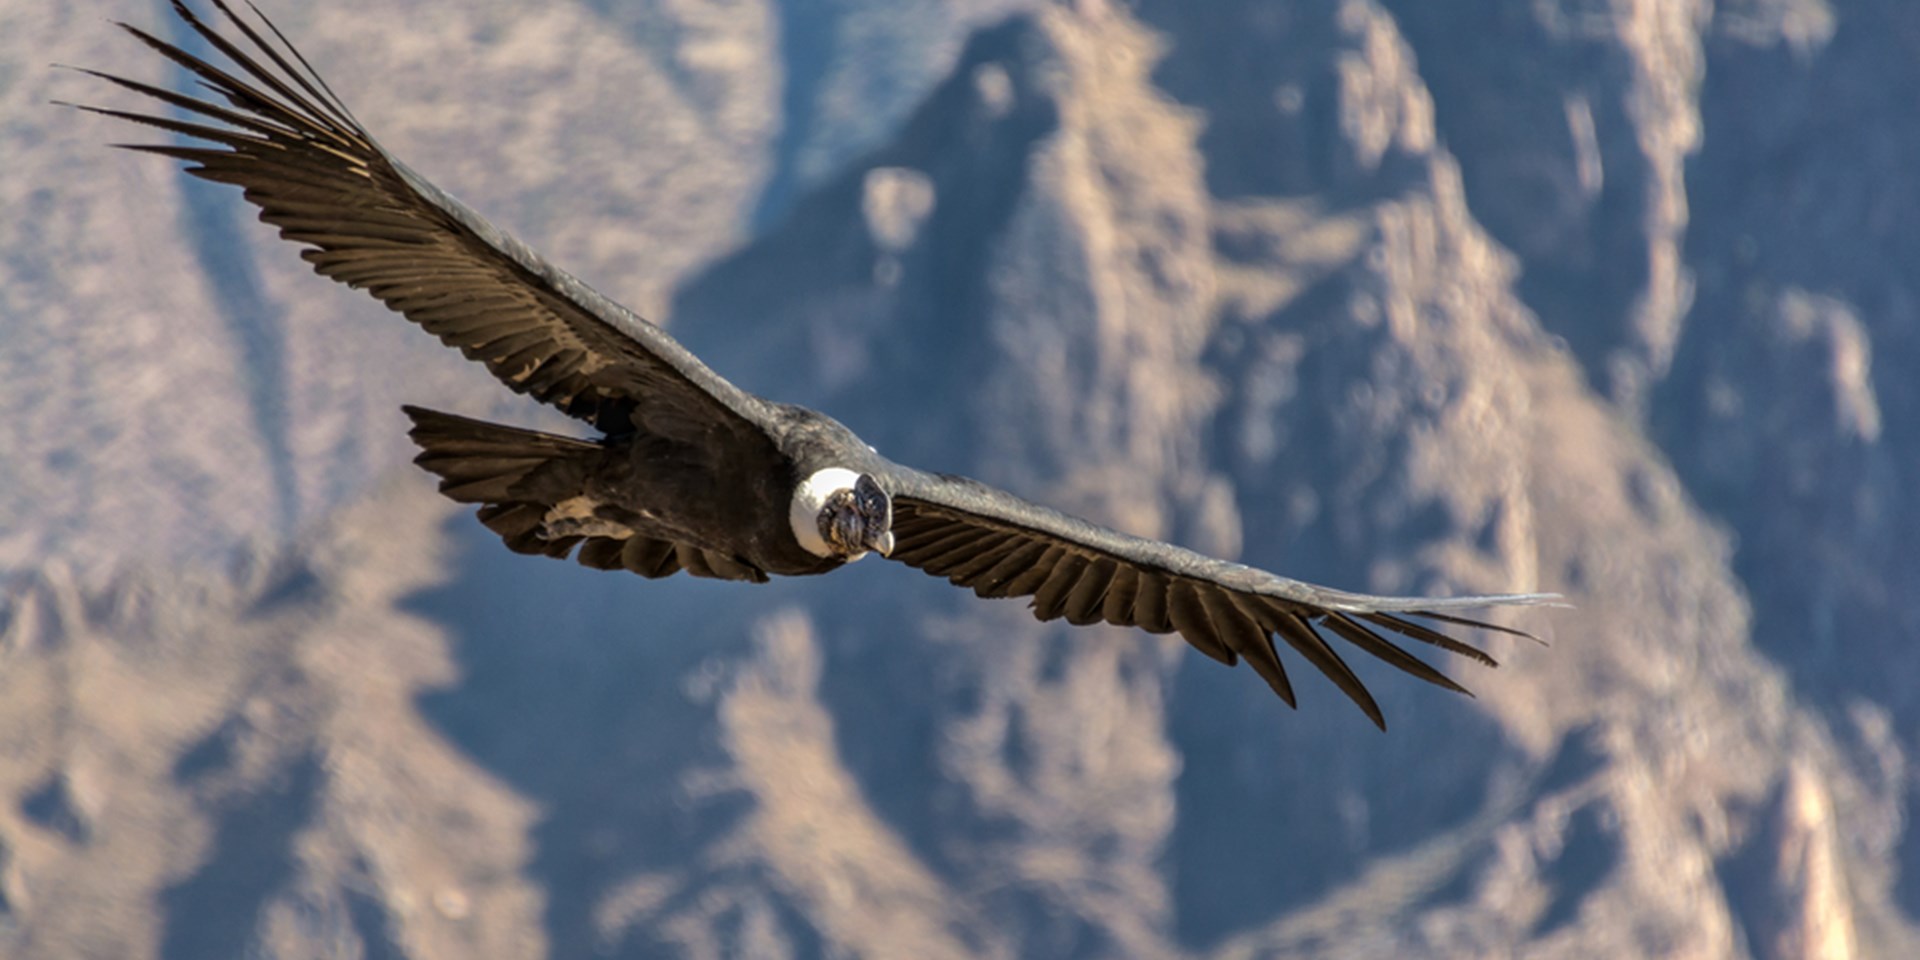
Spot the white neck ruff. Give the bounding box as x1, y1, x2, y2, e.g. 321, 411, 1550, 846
789, 467, 864, 559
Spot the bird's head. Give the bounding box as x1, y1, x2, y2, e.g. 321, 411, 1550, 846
791, 468, 893, 561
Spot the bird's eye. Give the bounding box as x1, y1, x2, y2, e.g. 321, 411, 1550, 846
853, 475, 889, 523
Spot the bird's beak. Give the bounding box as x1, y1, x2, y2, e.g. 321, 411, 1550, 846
872, 531, 895, 557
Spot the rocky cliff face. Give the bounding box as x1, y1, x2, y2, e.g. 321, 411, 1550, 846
2, 1, 1914, 958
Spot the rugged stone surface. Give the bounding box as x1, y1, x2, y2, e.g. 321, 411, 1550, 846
3, 0, 1916, 957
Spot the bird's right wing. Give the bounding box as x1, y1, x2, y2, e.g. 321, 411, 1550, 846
72, 0, 774, 443
879, 467, 1558, 729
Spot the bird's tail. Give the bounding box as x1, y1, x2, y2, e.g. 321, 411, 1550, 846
401, 404, 600, 556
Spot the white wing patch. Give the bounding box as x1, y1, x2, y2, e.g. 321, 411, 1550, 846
541, 496, 636, 540
789, 467, 863, 559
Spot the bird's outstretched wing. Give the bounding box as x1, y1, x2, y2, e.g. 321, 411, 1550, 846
878, 467, 1556, 729
70, 0, 773, 443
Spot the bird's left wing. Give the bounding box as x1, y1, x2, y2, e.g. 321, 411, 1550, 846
69, 0, 776, 441
877, 467, 1556, 729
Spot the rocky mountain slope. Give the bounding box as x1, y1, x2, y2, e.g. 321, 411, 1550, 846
1, 1, 1914, 957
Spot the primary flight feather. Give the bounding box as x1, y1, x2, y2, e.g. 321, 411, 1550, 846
77, 0, 1556, 729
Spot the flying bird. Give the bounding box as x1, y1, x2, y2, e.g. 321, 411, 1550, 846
74, 0, 1555, 728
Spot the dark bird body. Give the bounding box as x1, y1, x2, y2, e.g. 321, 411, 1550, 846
410, 403, 886, 581
76, 0, 1556, 729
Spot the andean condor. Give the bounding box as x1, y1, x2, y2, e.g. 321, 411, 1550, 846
72, 0, 1557, 729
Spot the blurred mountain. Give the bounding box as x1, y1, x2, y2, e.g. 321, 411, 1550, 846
2, 1, 1915, 958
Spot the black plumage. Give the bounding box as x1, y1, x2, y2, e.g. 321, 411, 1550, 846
76, 0, 1557, 729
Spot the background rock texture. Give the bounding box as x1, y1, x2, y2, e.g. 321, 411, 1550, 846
1, 1, 1914, 957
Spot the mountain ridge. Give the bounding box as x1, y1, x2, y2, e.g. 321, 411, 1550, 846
1, 1, 1912, 957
